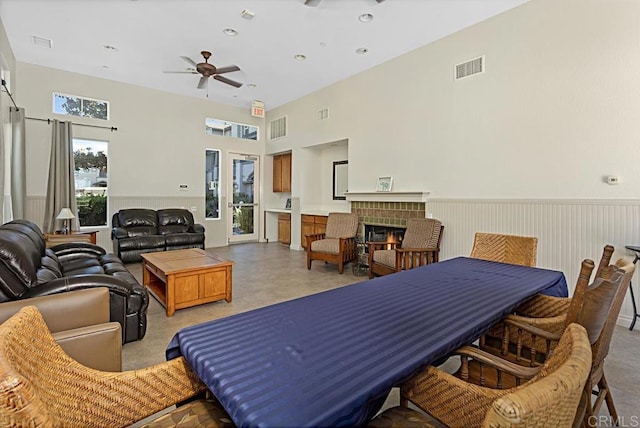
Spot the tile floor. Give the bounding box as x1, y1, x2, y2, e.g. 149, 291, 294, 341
123, 242, 640, 425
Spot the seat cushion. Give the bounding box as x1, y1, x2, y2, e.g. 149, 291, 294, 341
118, 235, 166, 251
310, 238, 340, 254
142, 398, 235, 428
165, 233, 204, 247
373, 249, 396, 268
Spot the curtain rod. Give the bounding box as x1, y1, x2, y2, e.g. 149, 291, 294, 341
25, 116, 118, 132
1, 78, 19, 110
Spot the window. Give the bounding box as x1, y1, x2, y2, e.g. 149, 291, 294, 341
73, 139, 108, 226
54, 92, 109, 120
205, 149, 221, 219
205, 118, 258, 141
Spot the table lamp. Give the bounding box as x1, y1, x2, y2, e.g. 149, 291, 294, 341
56, 207, 75, 234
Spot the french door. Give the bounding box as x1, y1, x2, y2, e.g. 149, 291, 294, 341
227, 153, 259, 243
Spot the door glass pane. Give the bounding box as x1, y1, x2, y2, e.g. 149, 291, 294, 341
73, 138, 108, 226
232, 158, 255, 235
205, 149, 220, 219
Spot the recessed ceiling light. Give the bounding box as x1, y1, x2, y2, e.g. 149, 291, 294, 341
294, 54, 307, 61
223, 28, 238, 36
241, 9, 255, 20
355, 48, 369, 54
358, 13, 373, 23
101, 65, 110, 69
103, 45, 118, 52
247, 83, 257, 88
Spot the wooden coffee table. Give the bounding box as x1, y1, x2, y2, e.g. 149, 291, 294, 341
141, 248, 233, 316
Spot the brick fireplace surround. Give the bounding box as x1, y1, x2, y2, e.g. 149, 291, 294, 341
350, 201, 426, 240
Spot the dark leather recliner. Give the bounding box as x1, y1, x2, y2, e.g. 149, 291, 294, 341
111, 208, 205, 263
0, 220, 148, 343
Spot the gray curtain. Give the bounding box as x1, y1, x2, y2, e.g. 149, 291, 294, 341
9, 107, 26, 220
43, 120, 78, 233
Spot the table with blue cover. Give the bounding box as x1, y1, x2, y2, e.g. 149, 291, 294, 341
166, 257, 568, 428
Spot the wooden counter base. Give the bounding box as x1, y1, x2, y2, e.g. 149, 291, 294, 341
141, 248, 233, 316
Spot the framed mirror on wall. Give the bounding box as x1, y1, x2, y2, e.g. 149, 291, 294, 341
333, 160, 348, 200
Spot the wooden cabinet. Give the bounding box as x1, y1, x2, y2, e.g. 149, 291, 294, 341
278, 213, 291, 245
301, 214, 328, 248
273, 152, 292, 193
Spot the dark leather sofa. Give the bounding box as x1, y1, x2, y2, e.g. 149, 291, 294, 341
111, 208, 205, 263
0, 219, 148, 344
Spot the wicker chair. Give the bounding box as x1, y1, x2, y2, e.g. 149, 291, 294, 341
368, 219, 443, 279
306, 212, 359, 274
479, 255, 634, 428
367, 323, 592, 428
470, 232, 538, 267
0, 306, 235, 427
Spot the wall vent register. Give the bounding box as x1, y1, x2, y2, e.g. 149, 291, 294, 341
455, 55, 484, 80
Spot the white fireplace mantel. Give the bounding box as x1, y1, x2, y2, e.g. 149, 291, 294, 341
345, 191, 430, 203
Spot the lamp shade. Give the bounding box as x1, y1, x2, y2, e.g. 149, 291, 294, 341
56, 207, 75, 220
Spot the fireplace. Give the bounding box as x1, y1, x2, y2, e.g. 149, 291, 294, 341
363, 224, 405, 252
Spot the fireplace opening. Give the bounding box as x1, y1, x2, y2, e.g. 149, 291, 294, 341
363, 224, 405, 251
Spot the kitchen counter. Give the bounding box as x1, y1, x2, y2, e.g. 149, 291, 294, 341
265, 208, 292, 213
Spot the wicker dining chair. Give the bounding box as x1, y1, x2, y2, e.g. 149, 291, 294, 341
0, 306, 235, 427
306, 212, 359, 274
479, 255, 634, 428
366, 323, 592, 428
470, 233, 538, 267
368, 219, 443, 279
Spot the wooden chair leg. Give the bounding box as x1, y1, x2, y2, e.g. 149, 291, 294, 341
583, 380, 596, 428
338, 260, 344, 274
599, 374, 619, 423
307, 254, 312, 270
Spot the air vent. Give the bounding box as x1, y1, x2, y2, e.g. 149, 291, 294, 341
455, 56, 484, 80
318, 108, 329, 120
32, 35, 52, 48
269, 116, 287, 140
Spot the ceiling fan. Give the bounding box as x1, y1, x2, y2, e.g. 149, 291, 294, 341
304, 0, 385, 6
165, 51, 242, 89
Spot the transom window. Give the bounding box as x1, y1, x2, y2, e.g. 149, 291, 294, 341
54, 92, 109, 120
205, 118, 258, 141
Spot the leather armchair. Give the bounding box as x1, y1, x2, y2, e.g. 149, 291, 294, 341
0, 288, 121, 371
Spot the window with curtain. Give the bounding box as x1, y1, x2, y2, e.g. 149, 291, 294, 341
205, 149, 220, 219
73, 138, 108, 226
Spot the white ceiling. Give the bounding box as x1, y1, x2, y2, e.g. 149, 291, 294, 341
0, 0, 529, 110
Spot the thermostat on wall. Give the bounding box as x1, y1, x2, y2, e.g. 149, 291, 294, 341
179, 184, 188, 191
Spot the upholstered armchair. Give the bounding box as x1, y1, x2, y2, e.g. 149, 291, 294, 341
368, 218, 443, 279
306, 212, 359, 274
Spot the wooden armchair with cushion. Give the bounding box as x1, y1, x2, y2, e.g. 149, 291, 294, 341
306, 212, 359, 274
367, 323, 592, 428
0, 306, 236, 427
368, 218, 443, 279
470, 232, 538, 267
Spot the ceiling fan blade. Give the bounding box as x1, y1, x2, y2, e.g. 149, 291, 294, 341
214, 75, 243, 88
163, 70, 198, 74
197, 76, 208, 89
180, 56, 198, 67
376, 0, 386, 3
304, 0, 321, 6
214, 65, 240, 74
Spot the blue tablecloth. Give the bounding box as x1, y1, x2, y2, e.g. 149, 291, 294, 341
166, 257, 567, 428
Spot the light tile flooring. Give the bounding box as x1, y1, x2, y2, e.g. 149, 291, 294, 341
124, 243, 640, 425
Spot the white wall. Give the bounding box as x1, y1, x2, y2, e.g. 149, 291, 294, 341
14, 62, 265, 248
266, 0, 640, 199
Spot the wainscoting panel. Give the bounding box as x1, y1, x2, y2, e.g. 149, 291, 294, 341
428, 198, 640, 326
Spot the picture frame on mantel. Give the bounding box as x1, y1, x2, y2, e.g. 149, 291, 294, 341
376, 176, 393, 192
